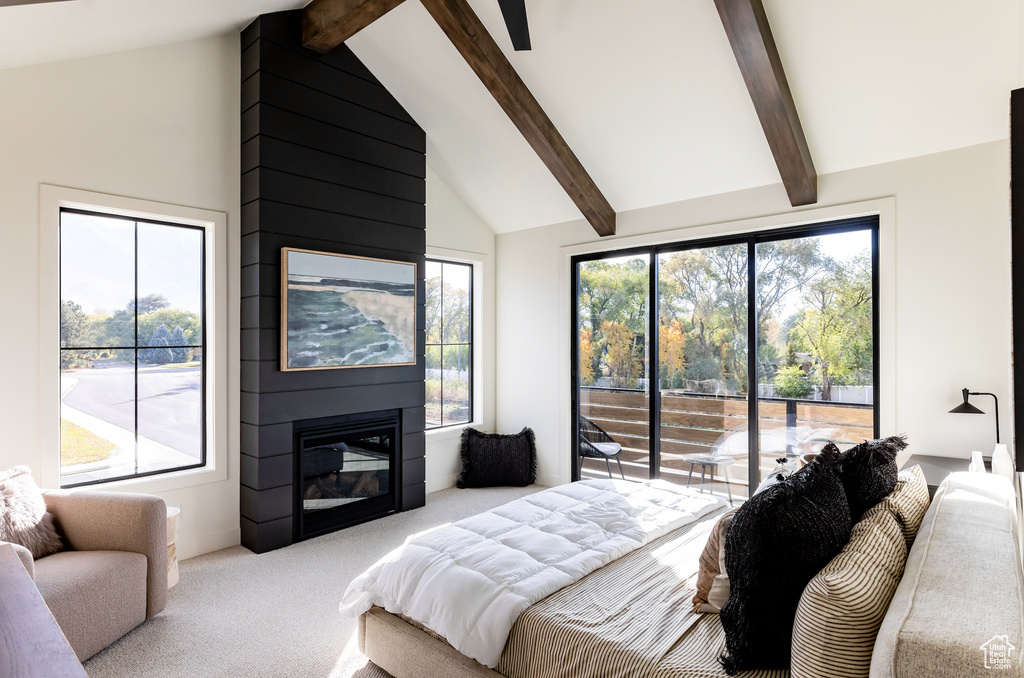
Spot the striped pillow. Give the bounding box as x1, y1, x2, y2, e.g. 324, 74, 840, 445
872, 464, 930, 549
791, 504, 908, 678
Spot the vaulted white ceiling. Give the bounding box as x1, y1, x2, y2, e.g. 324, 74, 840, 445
348, 0, 1020, 232
1, 0, 1020, 233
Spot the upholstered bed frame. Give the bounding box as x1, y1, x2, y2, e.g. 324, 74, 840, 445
360, 606, 500, 678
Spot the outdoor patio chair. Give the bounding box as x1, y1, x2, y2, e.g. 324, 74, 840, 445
578, 415, 625, 480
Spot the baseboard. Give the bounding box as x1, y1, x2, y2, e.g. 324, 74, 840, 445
177, 527, 241, 561
426, 474, 458, 494
536, 473, 561, 488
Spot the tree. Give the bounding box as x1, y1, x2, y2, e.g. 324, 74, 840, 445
425, 272, 470, 346
774, 364, 812, 398
169, 326, 189, 363
425, 272, 443, 344
659, 247, 746, 391
136, 294, 170, 315
441, 287, 470, 344
60, 299, 87, 348
578, 258, 649, 388
138, 309, 201, 347
60, 299, 89, 368
791, 254, 872, 400
142, 324, 174, 365
784, 343, 799, 368
755, 239, 829, 329
658, 321, 687, 388
578, 328, 596, 385
602, 321, 641, 387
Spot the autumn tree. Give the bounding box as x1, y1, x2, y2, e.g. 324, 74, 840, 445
658, 320, 687, 388
578, 258, 648, 386
602, 321, 642, 387
578, 328, 596, 385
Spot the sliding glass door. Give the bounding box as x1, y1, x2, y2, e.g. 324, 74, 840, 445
576, 255, 650, 481
656, 245, 749, 500
572, 218, 879, 501
754, 230, 875, 490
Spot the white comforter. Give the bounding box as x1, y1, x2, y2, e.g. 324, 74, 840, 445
339, 479, 726, 668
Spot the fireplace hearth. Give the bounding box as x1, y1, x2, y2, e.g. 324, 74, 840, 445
295, 410, 402, 541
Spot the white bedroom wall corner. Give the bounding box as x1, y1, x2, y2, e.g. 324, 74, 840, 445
6, 35, 243, 560
424, 165, 497, 492
497, 141, 1012, 484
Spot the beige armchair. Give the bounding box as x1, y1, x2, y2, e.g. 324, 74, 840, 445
5, 490, 167, 661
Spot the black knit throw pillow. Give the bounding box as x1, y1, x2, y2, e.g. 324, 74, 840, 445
836, 435, 907, 520
456, 427, 537, 488
719, 448, 852, 674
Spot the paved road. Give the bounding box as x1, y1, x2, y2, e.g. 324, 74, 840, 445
62, 364, 202, 459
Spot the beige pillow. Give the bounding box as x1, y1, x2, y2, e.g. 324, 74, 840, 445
0, 466, 62, 559
791, 505, 908, 678
872, 464, 930, 549
692, 507, 738, 613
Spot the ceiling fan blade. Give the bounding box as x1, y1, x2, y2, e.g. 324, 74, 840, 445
0, 0, 75, 6
496, 0, 531, 51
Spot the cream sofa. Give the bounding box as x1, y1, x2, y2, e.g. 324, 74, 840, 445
871, 471, 1024, 677
5, 490, 167, 661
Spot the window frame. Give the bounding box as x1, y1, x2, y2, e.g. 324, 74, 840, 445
40, 185, 228, 493
58, 208, 208, 488
571, 217, 880, 488
559, 198, 897, 488
424, 256, 475, 431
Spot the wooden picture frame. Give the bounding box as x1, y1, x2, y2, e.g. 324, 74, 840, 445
280, 247, 417, 371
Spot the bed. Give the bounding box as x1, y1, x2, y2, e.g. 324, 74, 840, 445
357, 500, 786, 678
343, 479, 785, 678
347, 467, 1024, 678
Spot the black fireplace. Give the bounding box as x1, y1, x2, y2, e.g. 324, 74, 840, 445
294, 410, 402, 541
239, 11, 427, 555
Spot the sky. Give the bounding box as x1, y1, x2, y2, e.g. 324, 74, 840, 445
425, 259, 471, 293
60, 211, 202, 315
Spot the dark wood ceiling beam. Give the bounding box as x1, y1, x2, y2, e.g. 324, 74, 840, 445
419, 0, 615, 236
302, 0, 407, 54
714, 0, 816, 206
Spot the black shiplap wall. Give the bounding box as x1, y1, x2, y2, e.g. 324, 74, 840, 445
240, 11, 426, 554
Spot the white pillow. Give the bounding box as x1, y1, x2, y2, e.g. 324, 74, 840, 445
992, 444, 1015, 482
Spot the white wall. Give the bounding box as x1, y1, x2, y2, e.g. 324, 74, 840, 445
424, 165, 496, 491
0, 36, 242, 559
496, 141, 1012, 487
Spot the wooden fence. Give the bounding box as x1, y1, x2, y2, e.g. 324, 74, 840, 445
579, 389, 873, 488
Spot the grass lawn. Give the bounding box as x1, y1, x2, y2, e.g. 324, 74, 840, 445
61, 419, 116, 466
161, 361, 201, 370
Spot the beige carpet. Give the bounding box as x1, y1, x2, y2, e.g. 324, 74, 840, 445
83, 485, 541, 678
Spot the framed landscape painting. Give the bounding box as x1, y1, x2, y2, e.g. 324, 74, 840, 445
281, 248, 417, 371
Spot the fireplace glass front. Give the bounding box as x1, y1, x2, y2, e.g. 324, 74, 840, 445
296, 413, 400, 539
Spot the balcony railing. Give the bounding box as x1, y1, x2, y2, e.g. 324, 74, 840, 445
579, 387, 873, 490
